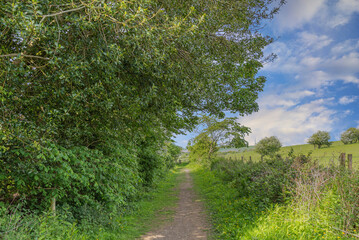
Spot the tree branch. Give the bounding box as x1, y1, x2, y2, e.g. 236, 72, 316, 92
0, 53, 49, 60
40, 6, 86, 23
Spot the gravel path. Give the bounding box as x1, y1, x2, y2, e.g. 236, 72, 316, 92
141, 169, 210, 240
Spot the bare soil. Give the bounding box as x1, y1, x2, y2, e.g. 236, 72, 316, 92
141, 169, 210, 240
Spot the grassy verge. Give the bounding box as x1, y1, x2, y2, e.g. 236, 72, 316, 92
190, 163, 269, 239
190, 162, 359, 240
114, 166, 184, 239
0, 166, 184, 240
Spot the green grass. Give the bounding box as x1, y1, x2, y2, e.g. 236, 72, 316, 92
190, 162, 359, 240
106, 166, 183, 239
220, 141, 359, 169
189, 163, 268, 239
0, 166, 185, 240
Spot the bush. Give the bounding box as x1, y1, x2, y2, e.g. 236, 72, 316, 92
212, 157, 294, 206
0, 140, 141, 215
195, 154, 359, 239
0, 137, 179, 218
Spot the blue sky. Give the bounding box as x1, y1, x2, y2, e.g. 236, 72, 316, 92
174, 0, 359, 148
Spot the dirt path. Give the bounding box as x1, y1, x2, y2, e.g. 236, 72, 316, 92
141, 169, 210, 240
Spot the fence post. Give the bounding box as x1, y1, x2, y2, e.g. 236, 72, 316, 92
241, 156, 243, 161
51, 197, 56, 216
348, 154, 353, 171
249, 156, 252, 161
339, 153, 346, 168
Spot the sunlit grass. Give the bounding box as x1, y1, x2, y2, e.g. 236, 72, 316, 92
190, 163, 358, 240
220, 141, 359, 169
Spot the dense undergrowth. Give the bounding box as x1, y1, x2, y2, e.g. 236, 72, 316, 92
191, 154, 359, 239
0, 164, 182, 239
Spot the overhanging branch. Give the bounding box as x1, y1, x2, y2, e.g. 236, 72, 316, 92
40, 6, 86, 23
0, 53, 49, 60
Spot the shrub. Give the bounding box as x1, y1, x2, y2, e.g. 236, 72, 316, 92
199, 154, 359, 239
0, 140, 142, 215
212, 157, 294, 206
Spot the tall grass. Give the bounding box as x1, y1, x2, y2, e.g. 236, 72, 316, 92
190, 155, 359, 239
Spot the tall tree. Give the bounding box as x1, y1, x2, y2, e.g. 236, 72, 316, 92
188, 116, 250, 163
341, 128, 359, 144
307, 131, 331, 149
1, 0, 284, 146
0, 0, 284, 208
255, 136, 282, 157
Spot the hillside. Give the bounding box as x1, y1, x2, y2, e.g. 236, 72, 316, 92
219, 141, 359, 169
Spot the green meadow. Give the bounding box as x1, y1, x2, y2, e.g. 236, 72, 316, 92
220, 141, 359, 169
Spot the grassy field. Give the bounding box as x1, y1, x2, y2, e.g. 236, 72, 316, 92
219, 141, 359, 169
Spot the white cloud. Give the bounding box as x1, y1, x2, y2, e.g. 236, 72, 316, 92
322, 52, 359, 75
258, 90, 316, 108
274, 0, 327, 31
264, 32, 359, 89
272, 0, 359, 31
249, 0, 359, 148
337, 0, 359, 12
343, 110, 352, 116
339, 96, 358, 104
328, 0, 359, 27
239, 98, 337, 146
298, 32, 333, 50
331, 39, 359, 54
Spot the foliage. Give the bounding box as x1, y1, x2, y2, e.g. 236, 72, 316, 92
0, 0, 283, 217
191, 154, 359, 239
0, 140, 141, 214
164, 143, 182, 168
0, 167, 182, 239
188, 116, 250, 166
0, 0, 282, 148
254, 136, 282, 157
188, 134, 215, 165
341, 127, 359, 144
212, 157, 294, 206
307, 130, 332, 149
0, 3, 286, 239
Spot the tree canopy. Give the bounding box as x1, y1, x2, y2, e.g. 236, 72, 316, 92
255, 136, 282, 157
0, 0, 284, 213
188, 116, 250, 164
1, 0, 283, 144
307, 131, 331, 149
341, 128, 359, 145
